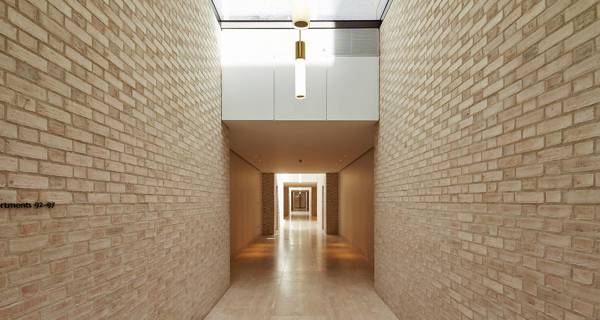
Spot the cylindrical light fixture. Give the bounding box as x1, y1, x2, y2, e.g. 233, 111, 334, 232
292, 0, 310, 29
295, 32, 306, 100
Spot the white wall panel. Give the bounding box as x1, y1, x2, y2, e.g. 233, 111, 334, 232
221, 29, 380, 121
274, 62, 327, 120
326, 57, 379, 120
222, 65, 274, 120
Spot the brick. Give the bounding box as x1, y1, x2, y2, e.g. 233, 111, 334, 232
537, 114, 572, 135
7, 7, 48, 42
539, 175, 572, 189
498, 180, 521, 191
564, 281, 600, 304
36, 103, 71, 124
564, 54, 600, 81
40, 132, 73, 151
7, 173, 48, 189
6, 140, 47, 160
0, 190, 17, 202
565, 0, 599, 21
516, 164, 544, 177
537, 83, 571, 107
566, 190, 600, 203
563, 122, 600, 142
538, 232, 571, 247
39, 191, 72, 204
66, 205, 93, 217
539, 22, 574, 52
538, 205, 572, 218
6, 108, 48, 130
573, 174, 593, 187
0, 120, 18, 138
516, 82, 544, 103
6, 73, 46, 101
0, 155, 18, 171
515, 192, 545, 203
564, 251, 600, 270
515, 137, 544, 153
563, 156, 600, 172
7, 264, 49, 285
537, 53, 572, 80
65, 152, 93, 167
87, 168, 110, 181
39, 162, 73, 177
9, 235, 48, 253
41, 245, 73, 262
538, 260, 571, 277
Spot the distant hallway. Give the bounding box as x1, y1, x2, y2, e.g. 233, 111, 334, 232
206, 214, 396, 319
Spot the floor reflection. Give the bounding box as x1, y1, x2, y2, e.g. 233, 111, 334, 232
207, 214, 397, 320
206, 213, 397, 319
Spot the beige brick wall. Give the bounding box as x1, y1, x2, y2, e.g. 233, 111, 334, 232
284, 185, 289, 219
376, 0, 600, 319
310, 185, 317, 217
262, 172, 274, 235
0, 0, 229, 319
326, 172, 339, 234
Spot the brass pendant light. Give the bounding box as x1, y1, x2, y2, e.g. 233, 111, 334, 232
295, 30, 306, 99
292, 0, 310, 29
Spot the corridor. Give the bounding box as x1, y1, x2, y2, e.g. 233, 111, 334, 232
206, 214, 397, 319
1, 0, 599, 319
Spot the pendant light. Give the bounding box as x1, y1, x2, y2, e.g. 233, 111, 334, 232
295, 30, 306, 100
292, 0, 310, 29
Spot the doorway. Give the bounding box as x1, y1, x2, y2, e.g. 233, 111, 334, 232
291, 190, 309, 211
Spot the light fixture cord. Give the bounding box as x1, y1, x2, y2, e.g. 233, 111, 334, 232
299, 29, 302, 41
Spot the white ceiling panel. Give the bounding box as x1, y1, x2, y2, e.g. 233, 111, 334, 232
225, 121, 376, 172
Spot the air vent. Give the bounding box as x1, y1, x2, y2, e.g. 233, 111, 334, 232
332, 29, 379, 57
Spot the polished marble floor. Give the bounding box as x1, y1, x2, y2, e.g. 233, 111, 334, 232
206, 213, 398, 319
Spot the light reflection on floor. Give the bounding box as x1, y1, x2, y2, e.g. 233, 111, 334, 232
205, 213, 398, 319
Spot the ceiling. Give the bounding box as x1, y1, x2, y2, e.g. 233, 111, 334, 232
226, 121, 376, 172
212, 0, 391, 21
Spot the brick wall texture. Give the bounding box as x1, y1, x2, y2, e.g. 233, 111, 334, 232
261, 172, 274, 235
311, 186, 317, 217
0, 0, 229, 319
326, 172, 339, 234
376, 0, 600, 319
283, 185, 289, 219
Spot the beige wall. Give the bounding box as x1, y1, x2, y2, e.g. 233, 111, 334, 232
0, 0, 228, 318
377, 0, 600, 319
339, 149, 374, 265
230, 152, 262, 255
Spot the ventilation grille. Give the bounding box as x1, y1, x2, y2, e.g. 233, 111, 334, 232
333, 29, 379, 57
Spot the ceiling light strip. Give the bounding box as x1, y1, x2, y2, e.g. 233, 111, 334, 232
220, 20, 381, 29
